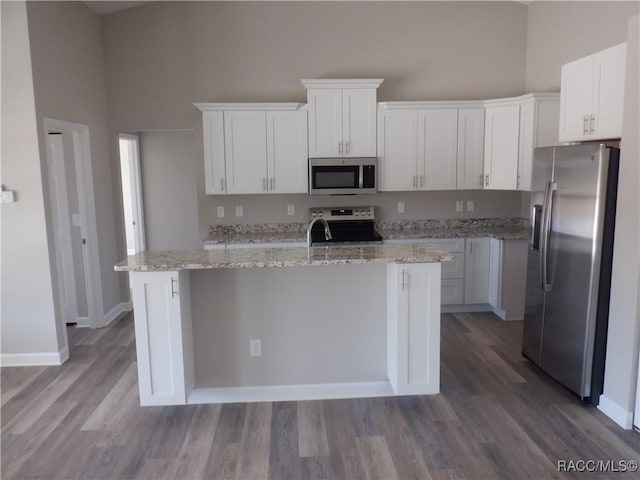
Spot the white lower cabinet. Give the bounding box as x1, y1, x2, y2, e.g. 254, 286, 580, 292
464, 237, 493, 304
130, 270, 194, 406
387, 263, 440, 395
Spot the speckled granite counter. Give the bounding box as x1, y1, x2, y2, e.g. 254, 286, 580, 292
115, 243, 453, 271
202, 218, 529, 245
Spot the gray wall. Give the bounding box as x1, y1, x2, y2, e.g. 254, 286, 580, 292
525, 1, 639, 91
604, 13, 640, 427
26, 1, 124, 317
139, 131, 201, 250
1, 1, 61, 358
101, 1, 530, 245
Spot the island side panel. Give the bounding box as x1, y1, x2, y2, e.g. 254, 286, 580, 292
386, 263, 441, 395
129, 270, 192, 406
189, 264, 388, 389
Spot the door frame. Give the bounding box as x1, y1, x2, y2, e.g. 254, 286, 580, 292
43, 118, 104, 330
118, 133, 146, 254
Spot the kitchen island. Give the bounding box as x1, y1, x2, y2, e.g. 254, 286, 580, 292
116, 244, 452, 406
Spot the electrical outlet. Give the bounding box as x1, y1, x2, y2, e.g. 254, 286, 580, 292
249, 339, 262, 357
216, 206, 224, 218
235, 205, 243, 217
467, 200, 475, 212
287, 204, 295, 216
456, 201, 464, 212
0, 190, 15, 204
397, 201, 405, 213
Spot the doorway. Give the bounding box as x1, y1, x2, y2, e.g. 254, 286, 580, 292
118, 133, 145, 254
44, 118, 104, 340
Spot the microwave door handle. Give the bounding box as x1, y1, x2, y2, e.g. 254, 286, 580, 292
358, 165, 364, 189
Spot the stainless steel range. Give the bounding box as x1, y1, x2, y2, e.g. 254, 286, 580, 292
308, 206, 382, 246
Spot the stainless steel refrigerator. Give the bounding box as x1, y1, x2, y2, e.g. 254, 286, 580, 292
522, 144, 619, 404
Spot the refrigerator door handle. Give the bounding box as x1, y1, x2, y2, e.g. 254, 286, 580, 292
541, 181, 557, 291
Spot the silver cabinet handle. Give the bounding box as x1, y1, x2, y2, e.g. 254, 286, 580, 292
220, 178, 224, 191
590, 114, 595, 134
401, 269, 408, 291
346, 141, 350, 154
485, 173, 490, 187
420, 175, 425, 187
263, 178, 267, 191
270, 178, 274, 190
338, 142, 342, 154
413, 175, 417, 188
170, 277, 178, 298
583, 115, 589, 135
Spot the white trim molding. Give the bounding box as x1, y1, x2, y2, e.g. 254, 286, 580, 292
1, 348, 68, 367
102, 301, 133, 328
194, 102, 305, 112
598, 394, 634, 429
301, 78, 384, 89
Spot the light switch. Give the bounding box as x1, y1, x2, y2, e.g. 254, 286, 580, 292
287, 204, 295, 216
456, 201, 464, 212
467, 200, 475, 212
397, 201, 405, 213
217, 206, 224, 218
235, 205, 243, 217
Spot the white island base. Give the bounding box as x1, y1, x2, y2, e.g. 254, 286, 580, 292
129, 261, 441, 406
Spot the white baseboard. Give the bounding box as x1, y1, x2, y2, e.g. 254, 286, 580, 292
598, 394, 634, 429
187, 381, 395, 405
75, 316, 90, 328
101, 301, 133, 328
1, 351, 66, 367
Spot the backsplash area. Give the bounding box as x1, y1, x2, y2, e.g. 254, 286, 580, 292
202, 190, 526, 232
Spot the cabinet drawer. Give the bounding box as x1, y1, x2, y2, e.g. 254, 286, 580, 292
424, 238, 465, 253
441, 279, 464, 305
441, 252, 464, 279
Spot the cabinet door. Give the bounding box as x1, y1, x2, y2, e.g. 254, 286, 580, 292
343, 88, 377, 157
417, 109, 458, 190
130, 271, 193, 406
266, 110, 308, 193
484, 105, 519, 190
517, 101, 535, 192
559, 55, 594, 142
488, 238, 502, 309
464, 237, 491, 304
457, 108, 485, 190
592, 42, 626, 139
224, 111, 268, 194
202, 111, 226, 194
377, 109, 418, 191
387, 263, 440, 395
307, 89, 342, 157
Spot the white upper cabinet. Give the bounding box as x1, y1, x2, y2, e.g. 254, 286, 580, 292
456, 108, 485, 190
195, 103, 308, 195
559, 42, 627, 142
418, 109, 458, 190
377, 109, 418, 191
484, 94, 559, 191
378, 102, 481, 192
224, 111, 268, 194
266, 110, 309, 194
483, 104, 520, 190
302, 79, 383, 158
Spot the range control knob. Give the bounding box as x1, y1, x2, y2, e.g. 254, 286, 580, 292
318, 211, 323, 216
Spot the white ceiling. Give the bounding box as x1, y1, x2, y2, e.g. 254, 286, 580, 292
84, 1, 151, 16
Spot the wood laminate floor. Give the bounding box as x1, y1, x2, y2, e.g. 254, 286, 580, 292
2, 312, 639, 480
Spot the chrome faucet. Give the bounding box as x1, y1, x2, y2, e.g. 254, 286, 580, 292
307, 217, 332, 247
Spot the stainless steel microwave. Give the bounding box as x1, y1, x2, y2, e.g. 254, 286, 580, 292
308, 158, 377, 195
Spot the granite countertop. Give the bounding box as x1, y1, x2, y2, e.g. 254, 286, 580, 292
115, 243, 453, 272
202, 218, 529, 245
